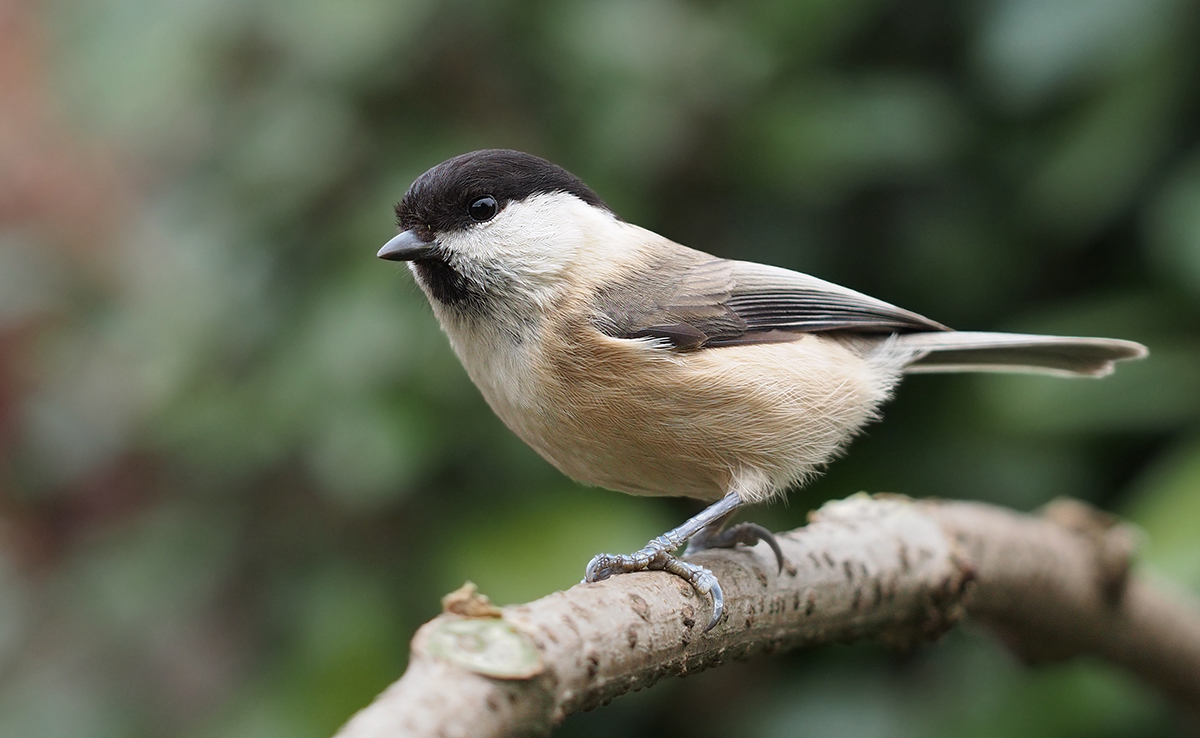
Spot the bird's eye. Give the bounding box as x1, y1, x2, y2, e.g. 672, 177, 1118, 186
468, 196, 498, 222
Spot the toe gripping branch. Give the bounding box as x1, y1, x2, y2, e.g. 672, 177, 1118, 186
584, 492, 785, 632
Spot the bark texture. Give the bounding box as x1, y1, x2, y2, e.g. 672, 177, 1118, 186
335, 495, 1200, 738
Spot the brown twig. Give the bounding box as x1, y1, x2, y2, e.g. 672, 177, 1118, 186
335, 495, 1200, 738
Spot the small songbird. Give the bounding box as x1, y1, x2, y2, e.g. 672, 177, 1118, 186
379, 149, 1147, 630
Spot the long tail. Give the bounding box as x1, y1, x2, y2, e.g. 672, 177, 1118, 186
895, 331, 1148, 377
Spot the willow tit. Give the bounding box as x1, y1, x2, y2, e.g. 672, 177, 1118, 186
379, 149, 1147, 630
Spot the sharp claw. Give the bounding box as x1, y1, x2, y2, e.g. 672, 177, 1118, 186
660, 557, 723, 632
704, 578, 724, 632
686, 520, 785, 575
744, 523, 785, 574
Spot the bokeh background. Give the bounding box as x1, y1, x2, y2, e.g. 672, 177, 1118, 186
2, 0, 1200, 736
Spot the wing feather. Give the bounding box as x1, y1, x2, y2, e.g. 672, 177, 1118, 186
593, 247, 947, 349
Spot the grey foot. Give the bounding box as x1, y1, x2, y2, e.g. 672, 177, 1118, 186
685, 521, 785, 573
585, 542, 724, 632
583, 491, 745, 633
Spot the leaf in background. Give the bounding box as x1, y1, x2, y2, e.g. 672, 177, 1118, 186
438, 490, 674, 606
1019, 64, 1184, 239
1145, 147, 1200, 301
1124, 437, 1200, 589
972, 0, 1182, 112
749, 75, 968, 204
976, 293, 1200, 435
979, 343, 1200, 435
305, 399, 425, 510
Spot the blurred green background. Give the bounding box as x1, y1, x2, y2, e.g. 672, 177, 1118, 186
1, 0, 1199, 736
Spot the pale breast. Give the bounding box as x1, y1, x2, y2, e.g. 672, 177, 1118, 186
477, 317, 900, 503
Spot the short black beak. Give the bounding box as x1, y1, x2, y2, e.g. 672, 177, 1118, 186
378, 230, 436, 261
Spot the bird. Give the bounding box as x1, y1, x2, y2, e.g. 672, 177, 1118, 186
378, 149, 1147, 631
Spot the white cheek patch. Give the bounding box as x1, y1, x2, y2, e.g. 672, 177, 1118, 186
437, 192, 621, 302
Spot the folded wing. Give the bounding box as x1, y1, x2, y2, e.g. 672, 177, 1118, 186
593, 245, 1147, 377
594, 248, 946, 350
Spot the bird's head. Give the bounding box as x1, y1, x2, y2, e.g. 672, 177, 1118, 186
382, 149, 620, 312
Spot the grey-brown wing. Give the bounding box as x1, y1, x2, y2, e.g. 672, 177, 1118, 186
594, 250, 947, 350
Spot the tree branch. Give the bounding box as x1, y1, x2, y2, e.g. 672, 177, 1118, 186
335, 495, 1200, 738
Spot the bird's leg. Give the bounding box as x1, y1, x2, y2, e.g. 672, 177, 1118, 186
685, 514, 785, 574
584, 491, 744, 632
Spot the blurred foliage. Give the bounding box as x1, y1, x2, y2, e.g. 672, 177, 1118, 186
0, 0, 1198, 736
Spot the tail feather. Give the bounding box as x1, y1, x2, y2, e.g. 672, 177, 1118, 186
897, 331, 1148, 378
